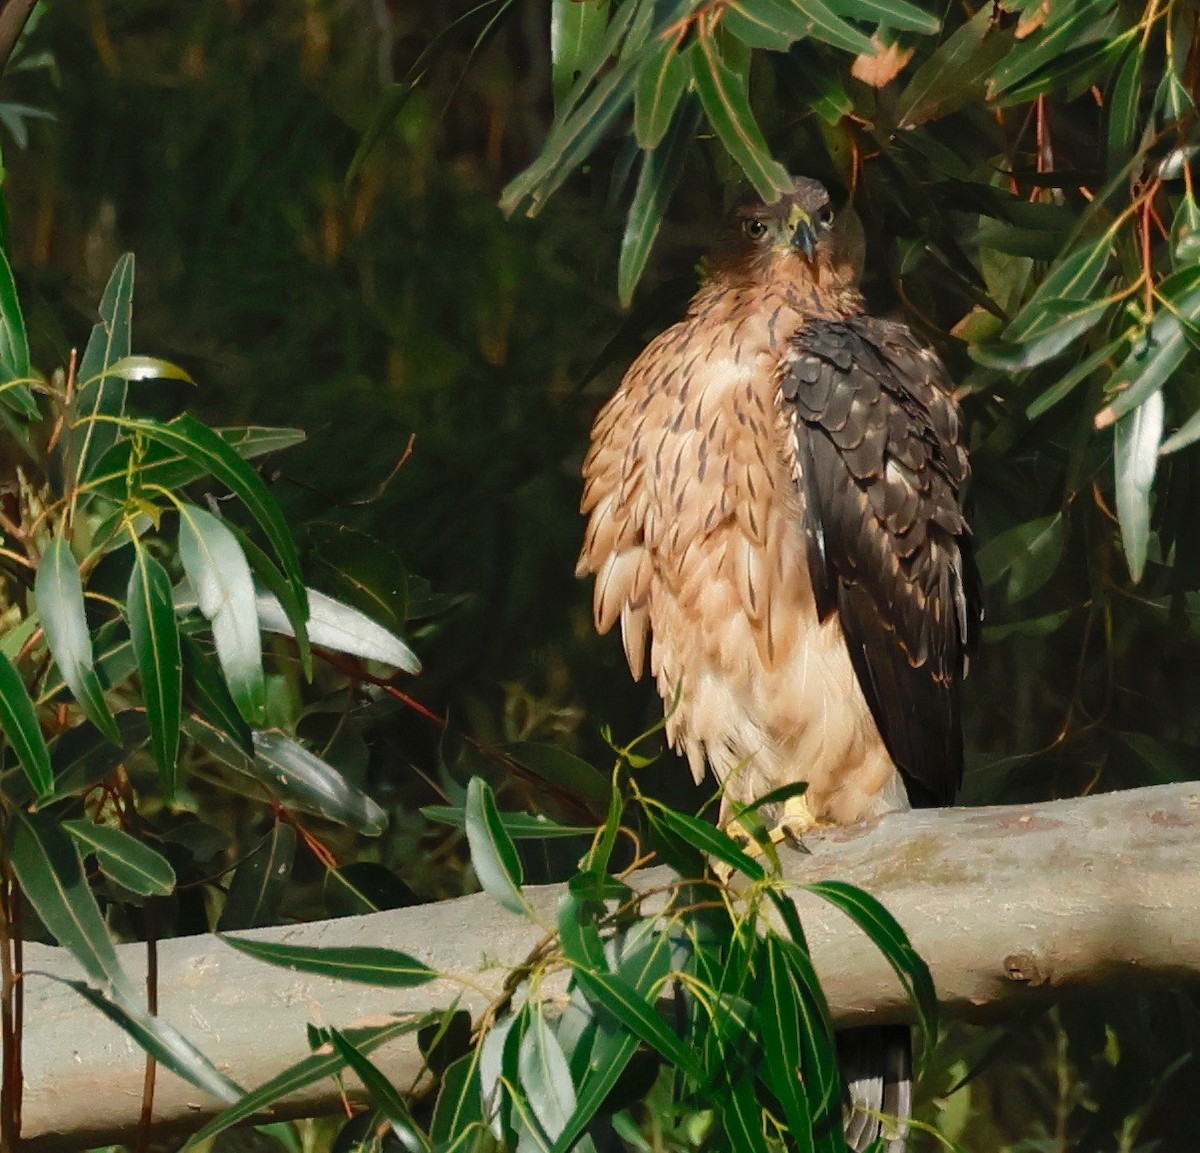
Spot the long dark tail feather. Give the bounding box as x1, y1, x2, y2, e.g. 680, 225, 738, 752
838, 1025, 912, 1152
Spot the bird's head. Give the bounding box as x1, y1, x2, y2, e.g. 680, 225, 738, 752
708, 177, 859, 293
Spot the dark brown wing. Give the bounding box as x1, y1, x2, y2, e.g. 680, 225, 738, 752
782, 316, 981, 807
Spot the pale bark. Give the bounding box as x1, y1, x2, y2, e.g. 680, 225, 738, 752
17, 781, 1200, 1150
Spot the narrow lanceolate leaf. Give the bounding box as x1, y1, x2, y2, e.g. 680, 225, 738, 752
1097, 273, 1200, 427
102, 354, 195, 384
7, 809, 132, 995
759, 937, 816, 1153
634, 33, 689, 149
643, 800, 766, 881
519, 1012, 577, 1144
423, 805, 593, 839
234, 528, 311, 679
126, 414, 307, 616
65, 253, 135, 493
63, 819, 176, 896
0, 243, 38, 418
1113, 390, 1165, 584
825, 0, 939, 34
181, 634, 253, 755
190, 1017, 429, 1142
178, 503, 265, 723
691, 35, 792, 203
550, 1029, 639, 1153
0, 649, 53, 800
805, 880, 938, 1061
620, 98, 701, 306
251, 729, 387, 835
217, 822, 296, 931
328, 1029, 433, 1152
256, 584, 419, 674
35, 538, 120, 743
1107, 42, 1144, 165
430, 1049, 485, 1148
127, 549, 182, 793
551, 0, 612, 109
573, 967, 702, 1078
1004, 233, 1114, 344
465, 776, 527, 916
64, 979, 241, 1103
721, 1071, 771, 1153
220, 936, 437, 987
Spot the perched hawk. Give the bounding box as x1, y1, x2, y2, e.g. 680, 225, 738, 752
577, 177, 981, 1150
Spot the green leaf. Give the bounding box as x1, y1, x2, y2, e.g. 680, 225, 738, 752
181, 634, 254, 755
328, 1028, 433, 1152
7, 809, 132, 994
233, 528, 311, 679
557, 893, 609, 972
520, 1011, 577, 1144
63, 978, 241, 1104
88, 425, 306, 502
65, 253, 135, 494
552, 0, 612, 108
422, 805, 593, 839
35, 538, 120, 743
430, 1049, 485, 1149
127, 548, 182, 793
1107, 42, 1143, 166
464, 775, 526, 915
720, 1070, 771, 1153
191, 1017, 430, 1142
826, 0, 939, 34
691, 34, 792, 203
256, 584, 419, 674
721, 0, 796, 50
895, 7, 1013, 127
573, 966, 702, 1078
1097, 273, 1200, 427
178, 503, 265, 723
126, 414, 307, 616
550, 1029, 640, 1153
62, 819, 175, 896
772, 934, 840, 1126
1025, 335, 1127, 420
805, 880, 938, 1062
0, 648, 53, 801
103, 354, 195, 384
989, 1, 1122, 100
0, 243, 38, 418
503, 741, 610, 806
221, 935, 437, 987
643, 800, 766, 881
217, 822, 296, 930
974, 297, 1112, 371
759, 937, 816, 1153
1113, 389, 1164, 583
1003, 235, 1114, 345
634, 33, 689, 149
974, 513, 1064, 604
620, 99, 701, 306
758, 0, 875, 54
251, 729, 387, 835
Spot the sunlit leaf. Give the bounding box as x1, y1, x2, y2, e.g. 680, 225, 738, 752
1113, 389, 1164, 583
181, 634, 254, 755
256, 584, 419, 674
103, 354, 195, 384
251, 729, 387, 835
65, 253, 134, 493
63, 819, 176, 896
552, 0, 612, 109
63, 978, 241, 1103
643, 799, 766, 881
826, 0, 939, 34
422, 805, 593, 839
759, 936, 816, 1152
464, 775, 526, 915
178, 502, 265, 723
35, 538, 120, 742
633, 33, 689, 149
0, 648, 52, 801
127, 548, 182, 793
520, 1011, 577, 1144
126, 413, 307, 616
806, 880, 938, 1063
191, 1017, 430, 1142
221, 935, 437, 987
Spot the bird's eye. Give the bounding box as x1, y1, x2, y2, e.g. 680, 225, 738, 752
743, 218, 768, 240
816, 205, 834, 228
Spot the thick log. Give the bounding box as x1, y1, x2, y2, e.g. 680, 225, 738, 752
18, 782, 1200, 1150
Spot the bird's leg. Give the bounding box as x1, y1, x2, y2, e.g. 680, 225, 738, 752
772, 791, 820, 845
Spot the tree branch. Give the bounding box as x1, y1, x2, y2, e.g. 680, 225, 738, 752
17, 782, 1200, 1150
0, 0, 36, 81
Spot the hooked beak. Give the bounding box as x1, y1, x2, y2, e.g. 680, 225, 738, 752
787, 204, 818, 261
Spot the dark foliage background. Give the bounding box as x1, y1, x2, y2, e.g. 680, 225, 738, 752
2, 0, 1200, 1148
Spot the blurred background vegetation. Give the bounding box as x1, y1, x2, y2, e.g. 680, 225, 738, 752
3, 0, 1200, 1149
